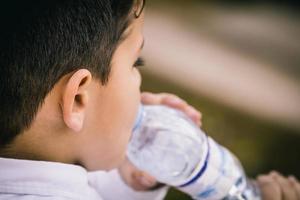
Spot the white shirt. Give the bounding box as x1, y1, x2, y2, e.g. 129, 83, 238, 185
0, 157, 168, 200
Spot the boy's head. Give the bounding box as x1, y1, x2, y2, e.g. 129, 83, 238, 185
0, 0, 145, 171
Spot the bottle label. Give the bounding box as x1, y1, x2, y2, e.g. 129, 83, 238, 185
178, 138, 247, 200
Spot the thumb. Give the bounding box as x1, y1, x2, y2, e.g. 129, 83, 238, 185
133, 171, 157, 188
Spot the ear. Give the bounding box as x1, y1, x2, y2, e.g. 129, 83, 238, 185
61, 69, 92, 132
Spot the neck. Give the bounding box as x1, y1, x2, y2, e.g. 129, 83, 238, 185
0, 129, 79, 166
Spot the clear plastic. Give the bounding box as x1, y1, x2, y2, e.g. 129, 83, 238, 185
127, 105, 261, 200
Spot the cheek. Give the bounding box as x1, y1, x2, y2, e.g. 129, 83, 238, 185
129, 70, 142, 129
120, 68, 141, 127
86, 68, 141, 170
115, 69, 141, 148
134, 68, 142, 90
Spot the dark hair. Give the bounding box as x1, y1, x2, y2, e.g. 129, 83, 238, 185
0, 0, 144, 147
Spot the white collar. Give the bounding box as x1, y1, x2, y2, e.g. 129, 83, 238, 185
0, 157, 91, 199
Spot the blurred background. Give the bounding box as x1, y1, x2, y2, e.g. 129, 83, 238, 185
140, 0, 300, 199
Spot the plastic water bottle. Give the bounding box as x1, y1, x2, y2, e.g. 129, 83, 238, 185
127, 105, 261, 200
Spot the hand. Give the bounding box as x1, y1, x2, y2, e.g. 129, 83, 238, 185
141, 92, 202, 126
257, 171, 300, 200
118, 92, 202, 191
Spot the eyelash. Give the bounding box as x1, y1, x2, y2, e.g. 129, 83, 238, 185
133, 57, 145, 68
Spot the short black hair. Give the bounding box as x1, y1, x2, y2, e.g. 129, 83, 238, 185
0, 0, 139, 147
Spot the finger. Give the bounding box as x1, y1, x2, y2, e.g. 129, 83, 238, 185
161, 96, 200, 121
183, 105, 202, 126
133, 171, 157, 190
158, 94, 202, 125
160, 94, 188, 107
118, 158, 153, 191
131, 171, 150, 191
142, 92, 187, 107
288, 176, 300, 200
141, 92, 202, 125
141, 92, 162, 105
257, 174, 281, 200
271, 171, 298, 200
139, 172, 157, 187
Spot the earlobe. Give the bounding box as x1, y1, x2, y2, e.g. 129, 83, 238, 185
65, 112, 84, 132
61, 69, 92, 132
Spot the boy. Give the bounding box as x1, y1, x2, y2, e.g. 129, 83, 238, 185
0, 0, 299, 199
0, 0, 202, 199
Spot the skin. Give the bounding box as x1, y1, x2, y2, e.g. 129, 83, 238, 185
257, 171, 300, 200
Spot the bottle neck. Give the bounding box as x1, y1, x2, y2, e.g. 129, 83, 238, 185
132, 104, 144, 132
